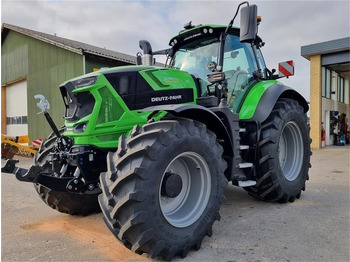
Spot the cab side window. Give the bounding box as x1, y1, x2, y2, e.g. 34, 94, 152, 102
223, 34, 258, 109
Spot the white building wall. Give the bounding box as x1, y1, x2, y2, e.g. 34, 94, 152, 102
6, 80, 28, 136
7, 124, 28, 136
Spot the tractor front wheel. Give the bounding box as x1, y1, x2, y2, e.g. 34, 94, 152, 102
99, 119, 227, 260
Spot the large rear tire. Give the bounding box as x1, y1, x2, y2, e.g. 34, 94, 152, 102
33, 128, 101, 215
245, 98, 311, 203
99, 119, 227, 260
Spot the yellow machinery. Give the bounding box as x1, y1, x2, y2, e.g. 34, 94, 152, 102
1, 135, 39, 158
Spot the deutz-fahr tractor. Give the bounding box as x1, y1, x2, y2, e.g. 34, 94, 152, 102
2, 2, 311, 260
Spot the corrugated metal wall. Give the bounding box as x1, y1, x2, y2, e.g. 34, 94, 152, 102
2, 31, 84, 140
1, 31, 28, 83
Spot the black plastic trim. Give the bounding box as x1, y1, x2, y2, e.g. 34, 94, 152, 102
104, 71, 194, 110
140, 104, 234, 157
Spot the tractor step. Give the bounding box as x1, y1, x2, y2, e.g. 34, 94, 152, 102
239, 128, 246, 133
239, 145, 249, 150
238, 180, 256, 187
238, 162, 253, 169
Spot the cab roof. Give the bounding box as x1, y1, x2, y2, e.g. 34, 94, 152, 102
169, 24, 262, 48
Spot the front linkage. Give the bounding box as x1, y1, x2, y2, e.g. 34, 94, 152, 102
2, 147, 106, 193
2, 95, 106, 194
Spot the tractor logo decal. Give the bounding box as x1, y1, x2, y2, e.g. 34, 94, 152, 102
151, 95, 182, 102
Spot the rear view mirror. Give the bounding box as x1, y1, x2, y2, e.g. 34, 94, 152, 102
240, 4, 258, 43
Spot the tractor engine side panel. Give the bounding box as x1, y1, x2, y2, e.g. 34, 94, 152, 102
104, 68, 197, 110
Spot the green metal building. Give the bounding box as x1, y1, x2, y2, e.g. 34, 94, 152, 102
1, 23, 137, 141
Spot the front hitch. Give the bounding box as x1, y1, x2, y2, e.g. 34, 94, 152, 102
1, 159, 42, 182
1, 159, 19, 173
2, 159, 72, 191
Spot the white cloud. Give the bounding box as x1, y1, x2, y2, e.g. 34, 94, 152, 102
2, 0, 350, 101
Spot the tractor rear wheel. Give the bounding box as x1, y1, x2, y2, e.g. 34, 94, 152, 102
99, 119, 227, 260
33, 128, 101, 215
245, 98, 311, 203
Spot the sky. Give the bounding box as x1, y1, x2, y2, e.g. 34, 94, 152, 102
1, 0, 350, 101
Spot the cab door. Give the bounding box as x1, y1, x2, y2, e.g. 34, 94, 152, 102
222, 34, 260, 112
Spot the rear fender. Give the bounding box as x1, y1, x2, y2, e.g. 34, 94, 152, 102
239, 83, 308, 123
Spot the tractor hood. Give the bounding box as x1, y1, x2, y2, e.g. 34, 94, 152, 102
101, 66, 198, 110
59, 66, 198, 122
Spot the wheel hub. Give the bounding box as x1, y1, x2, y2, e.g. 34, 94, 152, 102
161, 172, 183, 198
159, 152, 211, 228
278, 121, 304, 181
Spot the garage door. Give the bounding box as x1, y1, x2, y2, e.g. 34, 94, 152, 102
6, 80, 28, 136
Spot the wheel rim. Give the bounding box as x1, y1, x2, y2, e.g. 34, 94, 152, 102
159, 152, 211, 228
278, 121, 304, 181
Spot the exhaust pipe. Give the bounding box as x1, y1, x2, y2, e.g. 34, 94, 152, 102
139, 40, 153, 66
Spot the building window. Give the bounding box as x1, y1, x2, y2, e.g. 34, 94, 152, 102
326, 68, 332, 98
321, 67, 332, 99
6, 116, 28, 125
321, 67, 326, 97
337, 75, 345, 103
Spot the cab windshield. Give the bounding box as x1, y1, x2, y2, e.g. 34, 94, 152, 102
170, 33, 261, 111
171, 35, 220, 82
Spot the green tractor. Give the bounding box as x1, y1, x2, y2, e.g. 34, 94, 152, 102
2, 2, 311, 260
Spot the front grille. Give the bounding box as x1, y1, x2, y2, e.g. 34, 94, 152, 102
60, 82, 95, 121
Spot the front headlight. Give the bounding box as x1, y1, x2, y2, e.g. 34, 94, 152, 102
74, 122, 88, 133
71, 76, 98, 88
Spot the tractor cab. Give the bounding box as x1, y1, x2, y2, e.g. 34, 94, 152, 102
168, 24, 267, 111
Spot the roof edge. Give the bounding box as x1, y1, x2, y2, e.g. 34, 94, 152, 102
301, 37, 350, 60
2, 23, 83, 55
2, 23, 140, 63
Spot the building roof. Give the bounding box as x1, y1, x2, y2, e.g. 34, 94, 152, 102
301, 37, 350, 60
1, 23, 137, 64
301, 37, 350, 75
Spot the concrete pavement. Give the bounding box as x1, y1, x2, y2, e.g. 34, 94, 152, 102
1, 146, 349, 261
